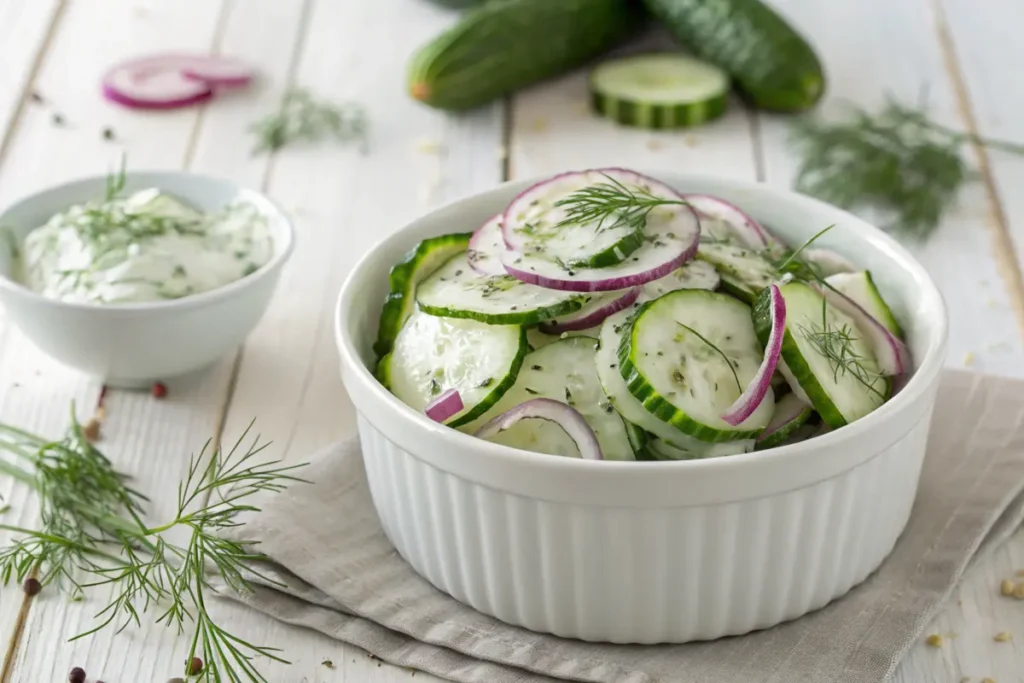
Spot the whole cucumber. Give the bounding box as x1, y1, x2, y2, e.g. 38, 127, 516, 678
642, 0, 825, 112
423, 0, 490, 9
408, 0, 646, 111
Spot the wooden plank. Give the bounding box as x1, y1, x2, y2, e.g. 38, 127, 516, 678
930, 0, 1024, 370
751, 1, 1024, 681
0, 0, 63, 161
0, 0, 240, 679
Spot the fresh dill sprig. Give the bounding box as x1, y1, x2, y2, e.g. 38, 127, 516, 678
789, 94, 1024, 239
0, 411, 309, 682
795, 298, 886, 399
249, 87, 369, 155
675, 322, 742, 393
552, 173, 684, 234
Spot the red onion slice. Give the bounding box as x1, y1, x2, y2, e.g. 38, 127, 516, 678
179, 55, 255, 88
722, 284, 785, 426
474, 398, 603, 460
102, 55, 214, 109
818, 285, 911, 377
425, 389, 463, 423
466, 214, 507, 276
684, 194, 776, 250
538, 287, 640, 333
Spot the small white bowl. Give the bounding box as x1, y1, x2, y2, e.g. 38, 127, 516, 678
0, 170, 294, 388
335, 170, 949, 644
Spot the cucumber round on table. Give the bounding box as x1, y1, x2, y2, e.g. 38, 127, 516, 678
617, 289, 775, 441
753, 280, 889, 429
407, 0, 646, 111
825, 271, 904, 338
389, 309, 527, 428
373, 232, 471, 359
416, 251, 586, 325
465, 336, 638, 460
642, 0, 826, 112
696, 241, 778, 303
589, 53, 730, 129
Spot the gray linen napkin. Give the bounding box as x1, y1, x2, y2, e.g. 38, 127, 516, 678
216, 368, 1024, 683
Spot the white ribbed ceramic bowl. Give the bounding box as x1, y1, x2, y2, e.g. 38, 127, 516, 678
334, 171, 948, 644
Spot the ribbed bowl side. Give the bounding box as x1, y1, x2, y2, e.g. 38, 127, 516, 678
358, 414, 930, 644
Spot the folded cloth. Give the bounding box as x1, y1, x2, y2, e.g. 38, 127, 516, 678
215, 368, 1024, 683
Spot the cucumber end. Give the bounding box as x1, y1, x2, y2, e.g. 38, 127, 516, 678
410, 81, 432, 102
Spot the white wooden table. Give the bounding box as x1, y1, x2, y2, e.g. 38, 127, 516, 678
0, 0, 1023, 681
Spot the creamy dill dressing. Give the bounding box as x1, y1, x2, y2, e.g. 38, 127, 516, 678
19, 188, 273, 304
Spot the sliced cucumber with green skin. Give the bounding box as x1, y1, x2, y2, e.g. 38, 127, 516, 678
753, 281, 888, 429
526, 327, 598, 350
640, 259, 720, 301
825, 271, 904, 338
596, 305, 756, 452
389, 310, 526, 428
596, 307, 688, 444
416, 252, 586, 325
589, 53, 729, 129
642, 0, 826, 112
408, 0, 645, 111
465, 337, 636, 460
373, 232, 471, 359
647, 436, 754, 460
696, 241, 778, 303
375, 353, 393, 388
618, 289, 775, 441
624, 420, 648, 457
755, 393, 813, 450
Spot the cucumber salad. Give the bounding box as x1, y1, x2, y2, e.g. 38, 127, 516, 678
373, 168, 912, 462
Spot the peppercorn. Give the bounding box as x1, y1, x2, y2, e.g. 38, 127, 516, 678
22, 578, 41, 596
188, 656, 203, 674
69, 667, 86, 683
152, 381, 167, 398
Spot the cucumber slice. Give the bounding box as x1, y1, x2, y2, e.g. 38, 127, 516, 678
640, 259, 720, 301
375, 353, 392, 388
589, 53, 729, 129
374, 232, 471, 359
526, 327, 598, 350
647, 435, 754, 460
466, 337, 636, 460
754, 393, 813, 449
695, 241, 778, 303
618, 289, 775, 441
624, 419, 648, 457
596, 307, 688, 444
416, 252, 586, 325
389, 310, 526, 428
825, 271, 904, 338
753, 281, 888, 429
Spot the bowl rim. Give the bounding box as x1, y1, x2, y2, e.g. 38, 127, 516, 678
334, 169, 950, 476
0, 168, 296, 313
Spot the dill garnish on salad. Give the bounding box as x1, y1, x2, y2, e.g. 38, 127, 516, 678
372, 168, 914, 462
